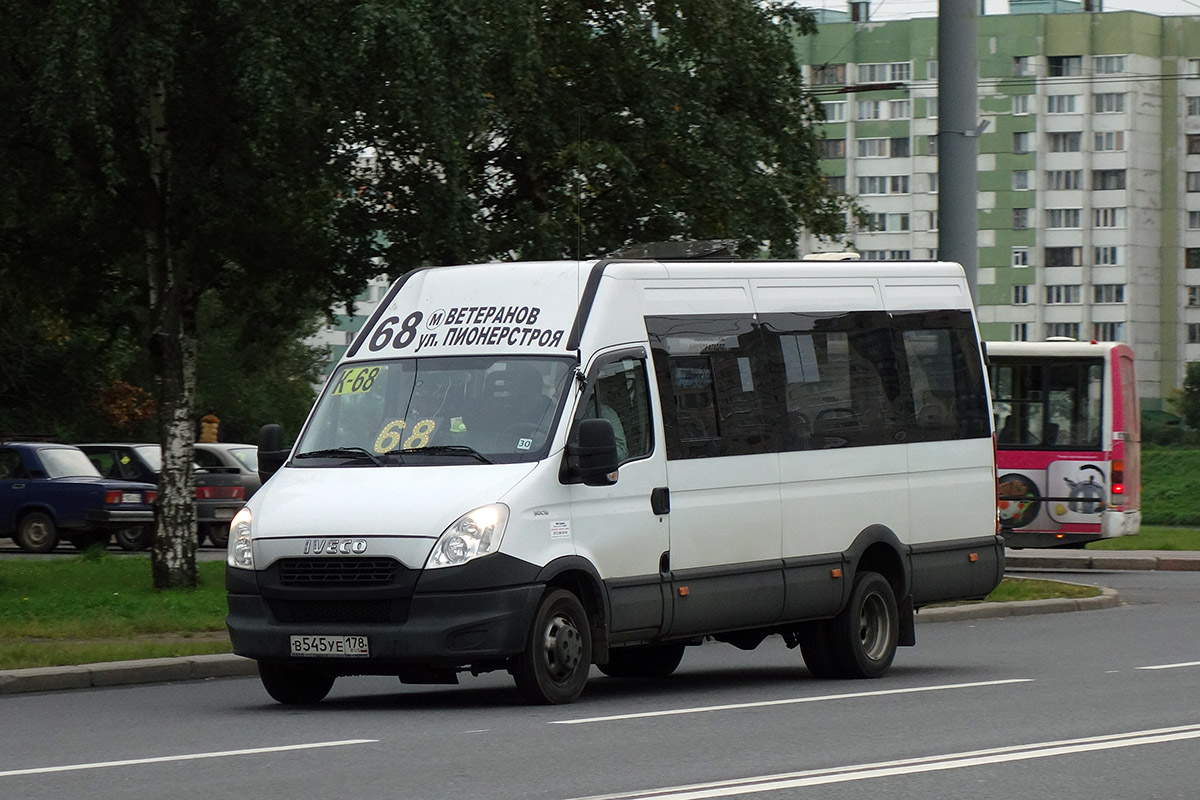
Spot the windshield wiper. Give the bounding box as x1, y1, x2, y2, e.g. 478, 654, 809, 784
294, 447, 384, 466
387, 445, 492, 464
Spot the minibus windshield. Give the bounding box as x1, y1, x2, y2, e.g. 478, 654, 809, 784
294, 356, 575, 465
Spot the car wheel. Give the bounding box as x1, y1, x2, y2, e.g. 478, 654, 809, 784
511, 588, 592, 704
258, 662, 336, 705
597, 643, 685, 679
15, 511, 58, 553
205, 524, 229, 548
828, 571, 898, 679
115, 525, 154, 551
69, 531, 111, 551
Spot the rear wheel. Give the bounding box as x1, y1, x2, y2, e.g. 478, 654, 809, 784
828, 571, 898, 679
512, 589, 592, 704
598, 644, 685, 679
115, 525, 154, 551
15, 511, 58, 553
204, 524, 230, 548
258, 662, 336, 705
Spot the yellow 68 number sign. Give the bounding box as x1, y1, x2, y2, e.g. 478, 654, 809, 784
373, 418, 436, 453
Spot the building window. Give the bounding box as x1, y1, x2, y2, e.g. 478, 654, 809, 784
824, 175, 846, 193
1049, 132, 1082, 152
1013, 208, 1030, 230
868, 213, 888, 231
1046, 169, 1083, 190
857, 100, 884, 120
1189, 210, 1200, 230
857, 138, 888, 158
1187, 286, 1200, 307
858, 176, 888, 195
1095, 131, 1125, 151
1046, 285, 1082, 304
1188, 173, 1200, 193
890, 175, 910, 194
927, 172, 938, 193
1093, 170, 1127, 190
1012, 170, 1032, 191
1045, 246, 1082, 267
1013, 95, 1031, 115
1013, 56, 1032, 77
1047, 94, 1078, 113
1048, 322, 1081, 339
1189, 97, 1200, 116
926, 134, 939, 156
889, 100, 911, 119
926, 97, 938, 118
1093, 55, 1126, 74
1095, 246, 1120, 265
821, 101, 846, 122
926, 60, 938, 80
1048, 56, 1082, 77
1094, 322, 1124, 342
1189, 323, 1200, 345
1012, 247, 1030, 267
888, 250, 911, 259
926, 211, 938, 231
819, 138, 845, 159
812, 63, 846, 85
889, 137, 910, 158
1188, 134, 1200, 155
857, 62, 910, 83
1094, 284, 1125, 303
888, 213, 911, 231
1189, 58, 1200, 78
1094, 207, 1126, 228
1187, 248, 1200, 269
1047, 208, 1082, 229
1013, 132, 1033, 153
1012, 323, 1030, 341
1093, 93, 1125, 113
1012, 285, 1029, 305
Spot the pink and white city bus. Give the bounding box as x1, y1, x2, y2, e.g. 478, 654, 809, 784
988, 340, 1141, 548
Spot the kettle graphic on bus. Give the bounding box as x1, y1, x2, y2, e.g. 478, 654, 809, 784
1048, 462, 1108, 522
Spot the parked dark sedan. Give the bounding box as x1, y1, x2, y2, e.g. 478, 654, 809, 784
192, 443, 261, 500
77, 443, 247, 548
0, 442, 156, 553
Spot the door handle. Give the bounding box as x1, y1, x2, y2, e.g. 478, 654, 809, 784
651, 486, 670, 515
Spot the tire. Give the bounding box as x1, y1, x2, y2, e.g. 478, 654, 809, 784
205, 524, 229, 548
829, 571, 899, 679
598, 643, 685, 679
115, 525, 154, 551
258, 662, 336, 705
70, 531, 111, 551
15, 511, 58, 553
511, 588, 592, 704
797, 620, 841, 679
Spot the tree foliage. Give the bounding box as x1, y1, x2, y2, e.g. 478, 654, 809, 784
0, 0, 850, 587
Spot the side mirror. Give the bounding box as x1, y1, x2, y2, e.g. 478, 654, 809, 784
568, 418, 619, 486
257, 423, 288, 483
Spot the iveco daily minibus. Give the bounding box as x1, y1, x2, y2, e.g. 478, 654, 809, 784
226, 252, 1004, 705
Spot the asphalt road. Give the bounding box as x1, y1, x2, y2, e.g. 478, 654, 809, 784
1, 569, 1198, 800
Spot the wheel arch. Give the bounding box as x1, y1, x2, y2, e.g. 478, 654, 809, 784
846, 524, 911, 602
534, 555, 611, 659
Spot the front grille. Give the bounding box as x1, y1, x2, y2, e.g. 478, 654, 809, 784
268, 598, 410, 625
278, 557, 401, 586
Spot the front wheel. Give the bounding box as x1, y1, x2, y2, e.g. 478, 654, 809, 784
115, 525, 154, 551
15, 511, 58, 553
598, 644, 685, 679
829, 571, 898, 679
511, 589, 592, 704
258, 662, 336, 705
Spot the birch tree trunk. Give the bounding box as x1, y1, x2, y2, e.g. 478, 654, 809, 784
145, 77, 199, 589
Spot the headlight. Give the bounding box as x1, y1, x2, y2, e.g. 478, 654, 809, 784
227, 507, 255, 570
425, 504, 509, 569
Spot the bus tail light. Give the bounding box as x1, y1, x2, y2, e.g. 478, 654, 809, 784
1111, 460, 1125, 504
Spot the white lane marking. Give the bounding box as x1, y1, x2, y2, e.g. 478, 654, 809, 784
1136, 660, 1200, 671
562, 724, 1200, 800
552, 679, 1033, 725
0, 739, 377, 778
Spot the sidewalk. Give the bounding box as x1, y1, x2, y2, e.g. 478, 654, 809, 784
2, 550, 1198, 697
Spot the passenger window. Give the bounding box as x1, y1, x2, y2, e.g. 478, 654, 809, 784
580, 356, 653, 464
0, 449, 22, 479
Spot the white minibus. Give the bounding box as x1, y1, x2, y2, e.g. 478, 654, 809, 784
227, 252, 1003, 704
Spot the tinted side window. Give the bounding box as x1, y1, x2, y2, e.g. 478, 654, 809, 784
579, 355, 653, 464
894, 310, 990, 442
0, 448, 24, 479
647, 315, 771, 459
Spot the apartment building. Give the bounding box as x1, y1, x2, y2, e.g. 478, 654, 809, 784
796, 2, 1200, 407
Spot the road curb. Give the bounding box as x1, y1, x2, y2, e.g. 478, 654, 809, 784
0, 653, 256, 696
917, 585, 1121, 623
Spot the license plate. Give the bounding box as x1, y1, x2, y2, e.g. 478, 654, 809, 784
121, 492, 141, 504
290, 635, 369, 658
214, 507, 237, 520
